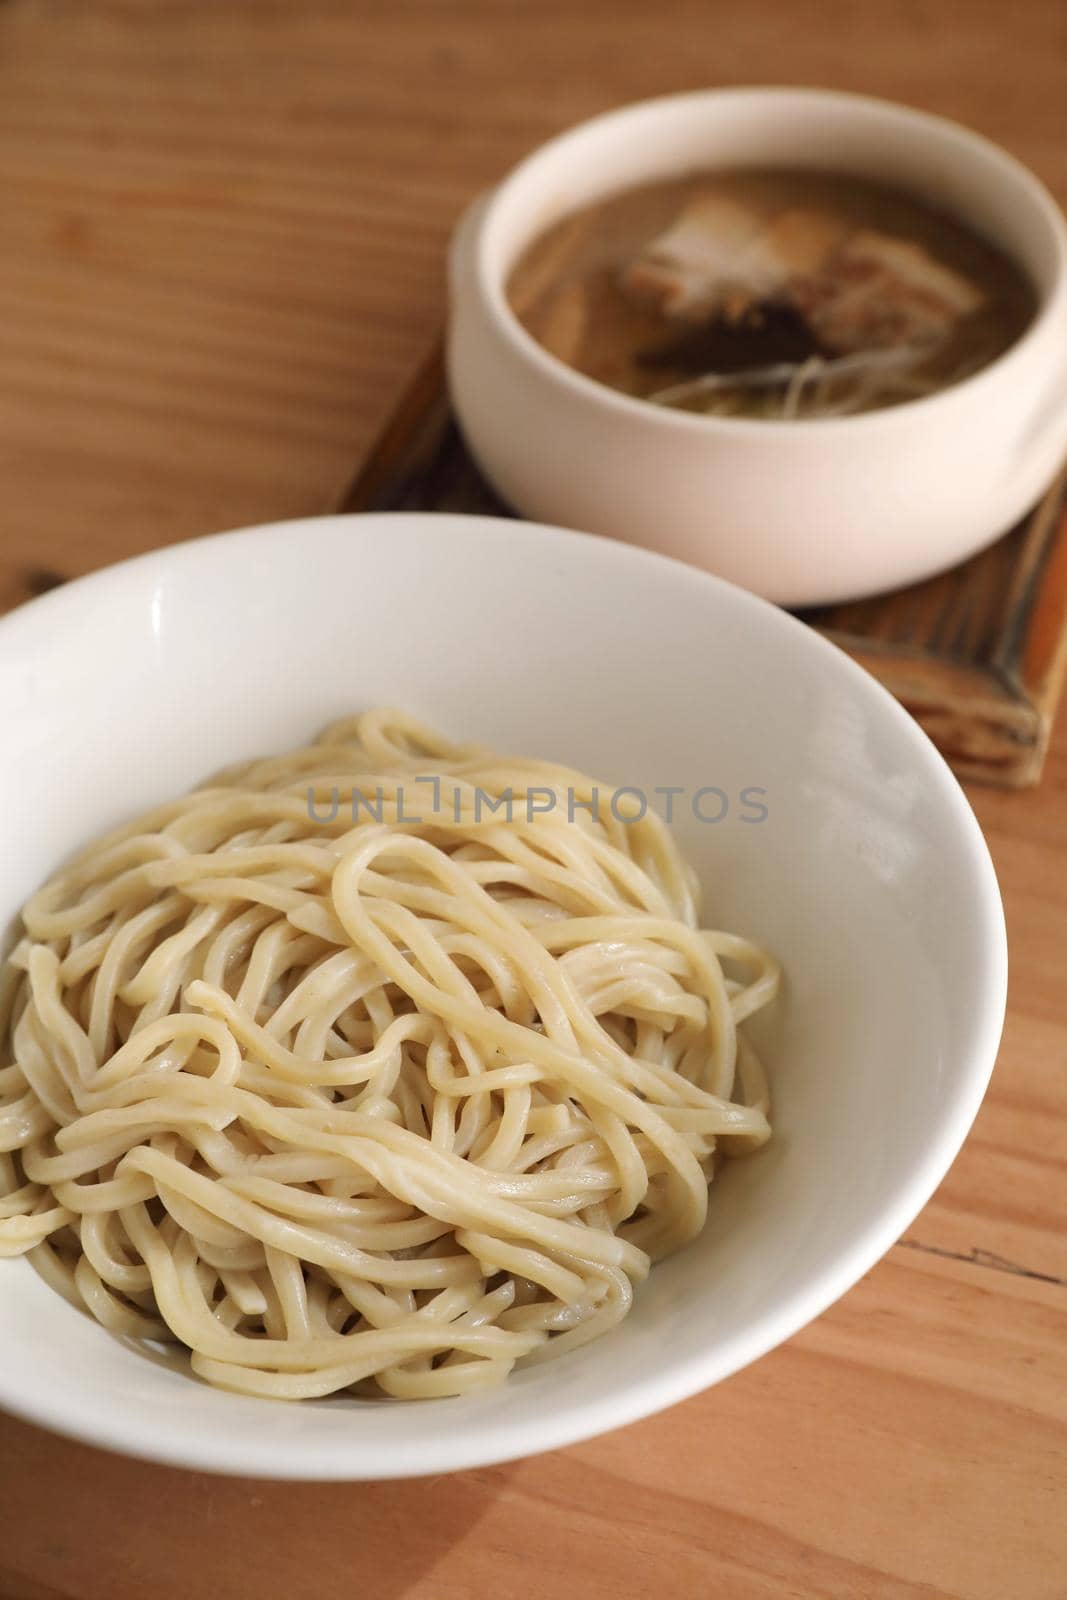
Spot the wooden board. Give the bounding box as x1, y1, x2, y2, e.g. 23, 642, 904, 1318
338, 343, 1067, 787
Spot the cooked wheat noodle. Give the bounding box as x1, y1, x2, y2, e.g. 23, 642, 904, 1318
0, 709, 777, 1400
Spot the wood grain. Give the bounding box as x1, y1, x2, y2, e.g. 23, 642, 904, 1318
0, 3, 1065, 1598
0, 1249, 1063, 1600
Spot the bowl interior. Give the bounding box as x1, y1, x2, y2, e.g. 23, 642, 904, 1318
484, 88, 1065, 335
0, 513, 1006, 1477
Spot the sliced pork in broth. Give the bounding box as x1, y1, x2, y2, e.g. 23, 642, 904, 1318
508, 169, 1035, 420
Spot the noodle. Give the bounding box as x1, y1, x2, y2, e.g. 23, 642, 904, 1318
0, 709, 777, 1401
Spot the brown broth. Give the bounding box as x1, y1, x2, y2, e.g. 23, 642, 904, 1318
506, 169, 1036, 419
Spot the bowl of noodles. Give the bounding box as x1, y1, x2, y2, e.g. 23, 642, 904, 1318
0, 512, 1006, 1477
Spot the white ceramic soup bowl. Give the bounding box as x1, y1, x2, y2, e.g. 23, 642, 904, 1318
448, 88, 1067, 606
0, 512, 1006, 1478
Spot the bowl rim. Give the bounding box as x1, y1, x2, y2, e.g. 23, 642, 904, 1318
0, 511, 1009, 1478
472, 85, 1067, 437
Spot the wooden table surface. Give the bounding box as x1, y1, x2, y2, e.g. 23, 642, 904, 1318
1, 4, 1065, 1597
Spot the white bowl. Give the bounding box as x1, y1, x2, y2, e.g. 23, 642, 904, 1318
448, 88, 1067, 606
0, 512, 1006, 1477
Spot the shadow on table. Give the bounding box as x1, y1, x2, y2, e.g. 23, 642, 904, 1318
0, 1411, 516, 1600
